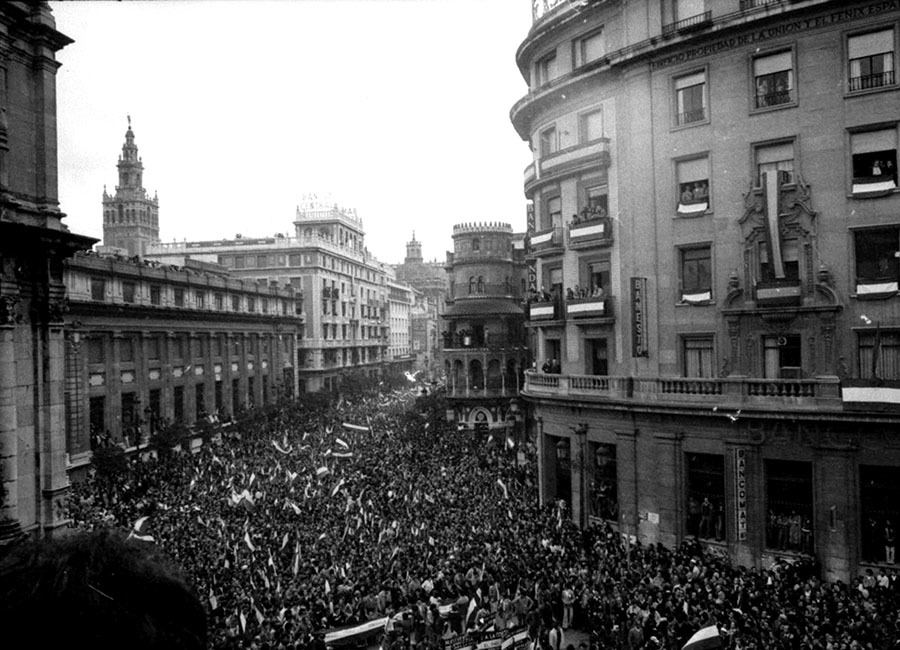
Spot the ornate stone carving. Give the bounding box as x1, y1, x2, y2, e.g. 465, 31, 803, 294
0, 294, 21, 325
46, 296, 69, 323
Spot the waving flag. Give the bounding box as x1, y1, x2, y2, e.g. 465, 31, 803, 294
682, 625, 721, 650
127, 516, 154, 542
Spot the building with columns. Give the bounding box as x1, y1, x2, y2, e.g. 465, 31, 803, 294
516, 0, 900, 581
442, 222, 531, 429
101, 116, 159, 257
62, 253, 303, 476
0, 2, 96, 539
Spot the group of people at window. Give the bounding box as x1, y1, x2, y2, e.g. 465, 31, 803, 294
766, 509, 814, 554
688, 495, 726, 542
529, 284, 604, 303
863, 517, 897, 565
571, 202, 609, 224
679, 180, 709, 205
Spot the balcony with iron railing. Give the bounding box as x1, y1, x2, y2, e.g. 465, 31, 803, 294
448, 282, 524, 302
568, 215, 613, 249
528, 227, 565, 258
739, 0, 784, 9
755, 278, 802, 307
662, 11, 712, 37
523, 371, 844, 410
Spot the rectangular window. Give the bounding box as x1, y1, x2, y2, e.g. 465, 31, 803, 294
148, 336, 161, 361
289, 253, 302, 266
680, 246, 712, 303
574, 29, 604, 68
195, 383, 205, 420
215, 380, 223, 412
586, 260, 609, 297
232, 295, 240, 311
586, 338, 608, 376
122, 281, 136, 303
765, 459, 813, 553
676, 157, 710, 214
540, 126, 558, 157
195, 291, 205, 309
542, 195, 562, 232
851, 129, 898, 194
753, 50, 794, 108
90, 278, 105, 301
860, 465, 900, 563
87, 339, 104, 364
150, 285, 161, 305
683, 336, 715, 377
583, 186, 608, 219
213, 336, 223, 357
247, 297, 255, 312
755, 141, 794, 186
759, 239, 800, 283
854, 227, 900, 294
848, 28, 896, 92
686, 453, 726, 541
763, 334, 802, 379
119, 336, 134, 363
257, 255, 267, 268
89, 396, 105, 440
234, 256, 245, 269
174, 288, 185, 307
858, 331, 900, 380
579, 109, 604, 144
675, 71, 706, 125
174, 385, 184, 422
588, 442, 617, 520
192, 336, 203, 359
549, 267, 564, 299
214, 293, 223, 310
536, 51, 558, 86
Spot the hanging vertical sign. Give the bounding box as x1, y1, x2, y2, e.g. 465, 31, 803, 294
630, 277, 649, 357
734, 448, 747, 541
526, 202, 537, 292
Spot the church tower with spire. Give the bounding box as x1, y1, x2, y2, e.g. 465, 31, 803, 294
102, 116, 159, 257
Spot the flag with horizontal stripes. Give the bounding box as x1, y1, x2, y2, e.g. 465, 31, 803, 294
682, 625, 721, 650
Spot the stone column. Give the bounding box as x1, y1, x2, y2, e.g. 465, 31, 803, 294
41, 294, 71, 533
651, 430, 684, 548
0, 303, 19, 526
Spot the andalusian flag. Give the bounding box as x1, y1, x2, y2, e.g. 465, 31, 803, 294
682, 625, 721, 650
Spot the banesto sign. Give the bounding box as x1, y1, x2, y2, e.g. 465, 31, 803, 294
631, 277, 649, 358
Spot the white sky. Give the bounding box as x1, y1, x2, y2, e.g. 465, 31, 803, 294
50, 0, 535, 265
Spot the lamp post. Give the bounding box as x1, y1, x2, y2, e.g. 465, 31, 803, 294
570, 422, 589, 527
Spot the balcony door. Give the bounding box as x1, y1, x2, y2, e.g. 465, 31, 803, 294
587, 338, 608, 376
763, 334, 801, 379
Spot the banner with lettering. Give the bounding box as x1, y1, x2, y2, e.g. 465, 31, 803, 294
631, 277, 649, 357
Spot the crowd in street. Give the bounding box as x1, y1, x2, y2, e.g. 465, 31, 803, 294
67, 387, 900, 650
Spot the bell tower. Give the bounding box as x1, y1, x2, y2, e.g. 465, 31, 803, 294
405, 231, 423, 264
101, 116, 159, 257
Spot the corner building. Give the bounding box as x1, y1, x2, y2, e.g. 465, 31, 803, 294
514, 0, 900, 581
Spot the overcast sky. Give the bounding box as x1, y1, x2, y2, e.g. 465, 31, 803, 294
50, 0, 534, 265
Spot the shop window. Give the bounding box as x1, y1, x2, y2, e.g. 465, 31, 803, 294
686, 453, 725, 541
765, 459, 814, 554
588, 442, 617, 521
860, 465, 900, 563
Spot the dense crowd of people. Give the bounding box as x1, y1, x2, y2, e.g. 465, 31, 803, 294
64, 385, 900, 650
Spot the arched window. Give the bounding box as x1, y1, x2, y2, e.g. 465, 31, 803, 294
469, 276, 476, 294
472, 238, 480, 251
477, 276, 485, 293
118, 205, 124, 223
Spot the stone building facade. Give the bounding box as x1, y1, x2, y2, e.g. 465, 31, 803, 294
515, 0, 900, 581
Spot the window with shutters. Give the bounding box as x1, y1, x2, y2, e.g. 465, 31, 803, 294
848, 28, 896, 92
674, 70, 707, 126
676, 156, 710, 215
851, 128, 898, 195
753, 50, 794, 109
